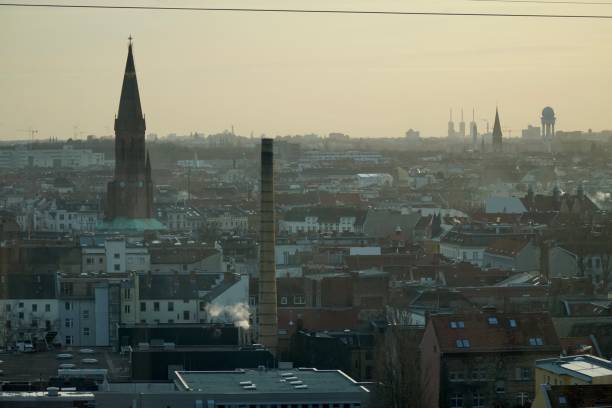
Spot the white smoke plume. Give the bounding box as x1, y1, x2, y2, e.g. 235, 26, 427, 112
205, 302, 250, 329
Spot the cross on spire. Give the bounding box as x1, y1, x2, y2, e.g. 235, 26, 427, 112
128, 35, 133, 45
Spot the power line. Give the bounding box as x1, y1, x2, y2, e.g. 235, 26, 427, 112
1, 2, 612, 18
467, 0, 612, 5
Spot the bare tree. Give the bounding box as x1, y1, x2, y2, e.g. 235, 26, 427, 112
371, 326, 423, 408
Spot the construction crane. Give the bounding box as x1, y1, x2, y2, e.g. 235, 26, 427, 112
16, 128, 38, 143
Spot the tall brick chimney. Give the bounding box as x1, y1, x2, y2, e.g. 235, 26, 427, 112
258, 138, 278, 355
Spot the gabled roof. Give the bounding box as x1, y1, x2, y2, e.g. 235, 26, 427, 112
428, 311, 560, 353
484, 239, 531, 257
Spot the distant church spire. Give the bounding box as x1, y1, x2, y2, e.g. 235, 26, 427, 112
492, 107, 503, 152
106, 39, 154, 221
115, 39, 145, 133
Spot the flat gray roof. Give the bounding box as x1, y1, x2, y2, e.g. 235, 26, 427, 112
174, 368, 369, 395
536, 355, 612, 382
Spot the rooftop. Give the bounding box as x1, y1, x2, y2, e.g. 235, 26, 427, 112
536, 355, 612, 382
174, 368, 370, 395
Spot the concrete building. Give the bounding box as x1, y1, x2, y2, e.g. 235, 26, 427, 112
0, 144, 105, 169
81, 238, 149, 274
58, 273, 125, 347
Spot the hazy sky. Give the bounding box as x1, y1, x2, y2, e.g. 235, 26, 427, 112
1, 0, 612, 139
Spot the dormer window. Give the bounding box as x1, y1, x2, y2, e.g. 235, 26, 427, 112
450, 321, 465, 329
487, 317, 499, 325
509, 319, 517, 328
528, 337, 544, 346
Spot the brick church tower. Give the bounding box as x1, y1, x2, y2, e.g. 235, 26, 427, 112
105, 39, 154, 221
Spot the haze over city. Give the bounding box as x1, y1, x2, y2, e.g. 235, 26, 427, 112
2, 0, 612, 139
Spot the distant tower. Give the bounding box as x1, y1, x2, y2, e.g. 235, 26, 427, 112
105, 39, 154, 220
459, 108, 466, 140
470, 108, 478, 147
492, 107, 503, 153
541, 107, 556, 140
447, 109, 455, 138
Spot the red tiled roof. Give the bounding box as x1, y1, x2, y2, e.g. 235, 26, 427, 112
429, 311, 560, 353
485, 239, 530, 257
559, 336, 598, 357
278, 307, 361, 334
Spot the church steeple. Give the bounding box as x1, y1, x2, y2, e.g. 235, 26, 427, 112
105, 38, 154, 222
115, 38, 145, 133
492, 107, 503, 152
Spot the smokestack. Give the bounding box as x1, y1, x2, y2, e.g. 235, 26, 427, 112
258, 138, 278, 355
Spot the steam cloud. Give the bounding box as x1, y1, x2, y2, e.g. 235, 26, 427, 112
205, 302, 250, 329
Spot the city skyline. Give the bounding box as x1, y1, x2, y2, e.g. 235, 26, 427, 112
1, 0, 612, 139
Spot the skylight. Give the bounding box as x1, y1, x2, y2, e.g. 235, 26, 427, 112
456, 339, 470, 348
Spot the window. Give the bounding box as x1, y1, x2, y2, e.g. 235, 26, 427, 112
449, 370, 465, 381
168, 302, 174, 311
153, 302, 160, 311
450, 393, 463, 407
18, 302, 24, 308
249, 296, 256, 307
82, 310, 89, 319
488, 316, 499, 325
183, 311, 190, 320
18, 312, 24, 319
140, 302, 146, 312
294, 295, 305, 305
455, 339, 470, 348
509, 319, 517, 328
114, 253, 120, 259
280, 296, 288, 305
61, 283, 74, 296
65, 302, 72, 311
31, 304, 37, 312
516, 367, 532, 380
31, 319, 38, 328
471, 368, 487, 380
65, 335, 73, 345
124, 289, 131, 300
450, 321, 465, 329
124, 305, 131, 314
495, 381, 506, 393
529, 337, 544, 346
65, 318, 73, 328
5, 304, 10, 312
473, 392, 485, 408
114, 264, 120, 271
45, 304, 51, 312
83, 327, 90, 336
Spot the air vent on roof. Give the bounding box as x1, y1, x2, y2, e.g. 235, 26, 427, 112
243, 384, 257, 390
289, 380, 303, 385
294, 384, 308, 389
239, 381, 252, 386
280, 372, 295, 377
